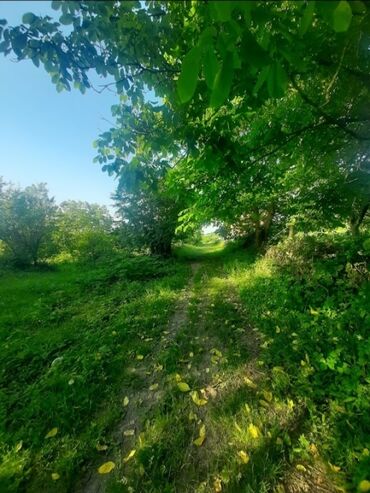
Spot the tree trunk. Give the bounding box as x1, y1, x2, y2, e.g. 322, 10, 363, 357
349, 202, 369, 236
255, 222, 262, 248
262, 208, 274, 242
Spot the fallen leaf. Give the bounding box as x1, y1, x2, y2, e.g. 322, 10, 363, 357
358, 480, 370, 492
237, 450, 250, 464
287, 399, 294, 410
296, 464, 307, 472
244, 377, 257, 389
149, 383, 159, 391
98, 461, 116, 474
177, 382, 191, 392
96, 444, 108, 451
262, 390, 273, 402
123, 429, 135, 436
175, 373, 182, 382
329, 462, 341, 473
123, 396, 129, 407
136, 354, 144, 360
190, 390, 208, 406
214, 477, 222, 492
123, 449, 136, 463
247, 423, 260, 439
51, 472, 60, 480
309, 443, 318, 456
194, 424, 206, 446
45, 427, 58, 439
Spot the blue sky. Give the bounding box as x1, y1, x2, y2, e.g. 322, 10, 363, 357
0, 1, 118, 207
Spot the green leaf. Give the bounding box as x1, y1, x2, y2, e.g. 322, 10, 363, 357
22, 12, 37, 24
299, 1, 315, 36
242, 31, 271, 69
12, 33, 27, 54
332, 0, 352, 32
203, 47, 219, 89
267, 62, 288, 99
199, 27, 217, 48
210, 50, 234, 108
214, 2, 232, 22
51, 1, 62, 10
253, 66, 270, 96
177, 46, 201, 103
59, 14, 74, 25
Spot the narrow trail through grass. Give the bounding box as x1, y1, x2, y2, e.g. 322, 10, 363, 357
1, 242, 351, 492
78, 245, 339, 493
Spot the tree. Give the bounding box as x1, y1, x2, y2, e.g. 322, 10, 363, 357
1, 1, 369, 246
0, 181, 56, 266
114, 180, 181, 256
54, 200, 113, 257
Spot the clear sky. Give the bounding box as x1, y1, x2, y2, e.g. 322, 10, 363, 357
0, 1, 119, 208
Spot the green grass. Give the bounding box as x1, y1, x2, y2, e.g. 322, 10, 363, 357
1, 234, 369, 492
0, 255, 189, 492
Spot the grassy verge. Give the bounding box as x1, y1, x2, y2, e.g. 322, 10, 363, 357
0, 254, 189, 492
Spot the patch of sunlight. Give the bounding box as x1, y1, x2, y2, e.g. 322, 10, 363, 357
174, 242, 225, 259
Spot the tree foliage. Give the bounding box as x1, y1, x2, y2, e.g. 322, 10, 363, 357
1, 1, 369, 243
0, 180, 56, 265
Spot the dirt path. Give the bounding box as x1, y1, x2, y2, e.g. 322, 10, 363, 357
76, 263, 200, 493
75, 257, 339, 493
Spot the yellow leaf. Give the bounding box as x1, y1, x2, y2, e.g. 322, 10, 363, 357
98, 461, 116, 474
149, 383, 159, 391
193, 435, 206, 446
214, 477, 222, 492
190, 390, 208, 406
358, 480, 370, 492
262, 390, 273, 402
247, 424, 260, 439
123, 429, 135, 436
296, 464, 307, 472
194, 424, 206, 446
234, 422, 242, 433
51, 472, 60, 480
45, 427, 58, 439
287, 399, 294, 410
188, 411, 197, 421
309, 443, 318, 456
329, 462, 341, 473
123, 449, 136, 463
244, 377, 257, 389
175, 373, 182, 382
177, 382, 191, 392
123, 396, 129, 407
237, 450, 250, 464
96, 444, 108, 451
211, 348, 222, 358
136, 354, 144, 360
